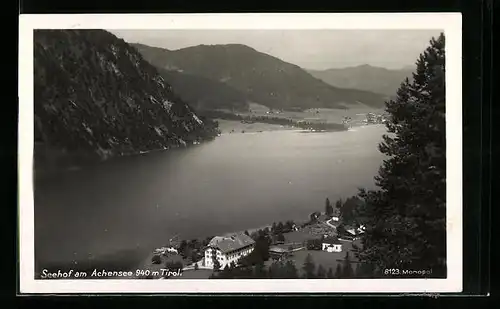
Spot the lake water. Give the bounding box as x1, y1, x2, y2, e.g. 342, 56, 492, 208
34, 124, 388, 272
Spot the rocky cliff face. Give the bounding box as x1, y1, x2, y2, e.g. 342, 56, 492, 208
34, 30, 219, 169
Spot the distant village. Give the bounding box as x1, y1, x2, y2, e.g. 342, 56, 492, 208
145, 196, 367, 279
342, 112, 388, 128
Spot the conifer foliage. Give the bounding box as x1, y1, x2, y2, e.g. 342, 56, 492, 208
34, 30, 220, 167
357, 33, 446, 277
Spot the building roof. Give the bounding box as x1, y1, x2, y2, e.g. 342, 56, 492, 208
269, 246, 289, 254
207, 233, 255, 254
346, 229, 356, 235
322, 236, 342, 244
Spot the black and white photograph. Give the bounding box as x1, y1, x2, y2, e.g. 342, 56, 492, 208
18, 13, 462, 293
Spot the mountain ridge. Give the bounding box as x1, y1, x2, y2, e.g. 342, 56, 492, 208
131, 42, 388, 110
307, 64, 414, 97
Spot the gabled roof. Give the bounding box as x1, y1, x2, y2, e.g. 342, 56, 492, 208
207, 233, 255, 254
322, 236, 342, 244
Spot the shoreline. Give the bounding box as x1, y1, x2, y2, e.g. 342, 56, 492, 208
35, 208, 349, 280
216, 120, 383, 136
35, 122, 384, 176
133, 211, 333, 279
34, 135, 218, 177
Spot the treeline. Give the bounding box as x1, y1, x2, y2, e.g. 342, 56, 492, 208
245, 220, 297, 244
175, 236, 214, 264
166, 220, 296, 272
210, 251, 374, 279
324, 196, 366, 226
307, 196, 365, 228
198, 110, 347, 132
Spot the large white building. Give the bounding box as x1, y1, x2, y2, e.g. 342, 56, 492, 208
204, 233, 255, 270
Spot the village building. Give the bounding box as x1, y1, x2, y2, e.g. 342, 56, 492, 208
269, 245, 290, 261
204, 233, 255, 270
269, 243, 304, 260
341, 224, 366, 241
153, 246, 178, 255
321, 236, 343, 253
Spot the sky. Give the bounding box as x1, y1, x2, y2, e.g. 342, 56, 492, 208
109, 29, 442, 70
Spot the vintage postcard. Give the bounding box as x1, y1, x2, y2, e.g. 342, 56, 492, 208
18, 13, 462, 294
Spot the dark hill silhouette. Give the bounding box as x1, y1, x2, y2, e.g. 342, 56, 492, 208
132, 43, 387, 110
157, 68, 250, 112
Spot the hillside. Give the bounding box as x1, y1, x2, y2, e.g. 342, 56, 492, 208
131, 43, 387, 110
157, 68, 250, 112
307, 64, 414, 97
34, 30, 219, 169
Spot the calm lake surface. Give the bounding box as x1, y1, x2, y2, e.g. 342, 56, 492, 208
34, 124, 388, 271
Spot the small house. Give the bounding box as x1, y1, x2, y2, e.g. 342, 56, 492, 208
340, 225, 365, 241
346, 228, 357, 236
321, 236, 342, 253
269, 245, 290, 261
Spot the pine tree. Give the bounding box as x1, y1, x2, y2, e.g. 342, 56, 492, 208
178, 240, 188, 256
341, 251, 354, 278
353, 264, 360, 278
341, 196, 362, 225
284, 260, 299, 279
253, 262, 267, 278
317, 265, 326, 279
263, 227, 270, 235
334, 264, 342, 278
268, 261, 281, 279
277, 222, 284, 233
285, 220, 295, 231
357, 33, 446, 277
325, 198, 334, 216
277, 232, 285, 243
335, 198, 342, 211
302, 253, 316, 279
327, 267, 334, 279
190, 251, 198, 263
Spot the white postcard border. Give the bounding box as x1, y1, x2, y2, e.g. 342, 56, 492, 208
18, 13, 462, 294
